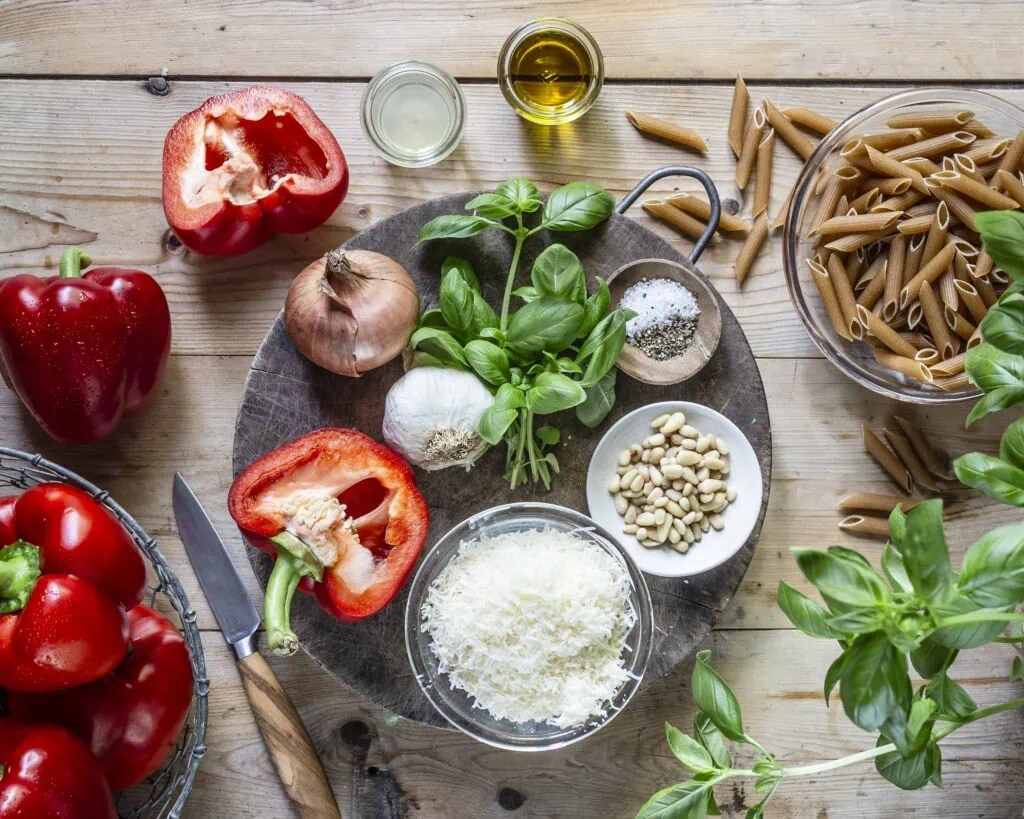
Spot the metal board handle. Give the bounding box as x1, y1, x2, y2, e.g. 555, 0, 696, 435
615, 166, 721, 263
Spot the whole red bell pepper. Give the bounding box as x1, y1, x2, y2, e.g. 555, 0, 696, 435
0, 721, 117, 819
8, 604, 193, 791
0, 483, 146, 691
0, 247, 171, 443
162, 86, 349, 256
229, 428, 429, 655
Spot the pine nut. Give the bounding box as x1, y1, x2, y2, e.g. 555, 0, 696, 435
641, 539, 660, 548
650, 447, 666, 463
621, 468, 638, 487
668, 526, 682, 544
641, 449, 651, 463
649, 466, 663, 486
618, 449, 632, 467
654, 508, 666, 525
666, 488, 682, 501
700, 479, 725, 493
681, 467, 699, 485
636, 527, 649, 540
614, 494, 628, 515
716, 437, 730, 455
661, 464, 684, 480
709, 514, 725, 530
629, 474, 644, 492
666, 500, 685, 517
656, 516, 672, 543
681, 438, 698, 450
653, 497, 669, 508
675, 450, 701, 466
624, 505, 638, 524
651, 413, 670, 429
699, 516, 711, 532
661, 412, 687, 435
648, 487, 664, 502
726, 487, 737, 502
623, 524, 639, 534
608, 474, 621, 493
647, 433, 666, 447
636, 513, 656, 528
703, 457, 726, 471
680, 425, 700, 438
643, 481, 654, 495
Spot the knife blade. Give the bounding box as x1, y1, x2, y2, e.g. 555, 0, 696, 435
172, 473, 341, 819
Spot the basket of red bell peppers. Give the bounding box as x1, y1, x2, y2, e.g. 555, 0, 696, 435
0, 449, 205, 819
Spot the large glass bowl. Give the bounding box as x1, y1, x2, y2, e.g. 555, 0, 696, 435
783, 87, 1024, 404
404, 502, 653, 751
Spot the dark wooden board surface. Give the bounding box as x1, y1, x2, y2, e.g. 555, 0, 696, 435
232, 193, 772, 726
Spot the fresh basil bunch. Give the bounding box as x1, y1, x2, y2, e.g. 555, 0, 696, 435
411, 178, 635, 489
954, 211, 1024, 507
637, 501, 1024, 819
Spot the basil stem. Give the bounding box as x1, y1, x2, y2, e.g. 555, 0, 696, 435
499, 216, 528, 331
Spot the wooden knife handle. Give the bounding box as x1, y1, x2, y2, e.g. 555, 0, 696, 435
238, 652, 342, 819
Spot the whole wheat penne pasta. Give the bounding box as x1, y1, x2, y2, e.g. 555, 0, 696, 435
952, 252, 973, 284
949, 236, 979, 259
931, 351, 966, 376
899, 331, 933, 348
665, 194, 750, 233
782, 106, 838, 135
915, 348, 940, 366
874, 190, 927, 214
825, 229, 892, 253
925, 181, 978, 231
849, 188, 881, 213
997, 129, 1024, 174
967, 325, 985, 348
921, 202, 951, 267
953, 153, 985, 184
900, 242, 956, 308
882, 234, 907, 320
625, 111, 708, 152
763, 99, 816, 160
813, 155, 845, 194
839, 515, 893, 539
875, 348, 934, 386
991, 268, 1011, 284
965, 137, 1012, 164
854, 129, 924, 151
994, 169, 1024, 206
979, 159, 1003, 179
846, 251, 865, 286
772, 184, 796, 230
974, 248, 994, 279
838, 493, 922, 514
919, 280, 956, 359
896, 215, 935, 235
856, 258, 888, 309
886, 130, 976, 162
931, 170, 1020, 210
902, 156, 943, 177
936, 371, 972, 391
905, 200, 940, 219
736, 107, 767, 189
643, 200, 712, 241
942, 156, 957, 173
861, 176, 913, 195
865, 146, 929, 194
954, 279, 988, 324
893, 416, 954, 479
735, 213, 769, 287
944, 305, 976, 342
863, 426, 913, 493
828, 255, 862, 337
883, 429, 940, 491
857, 304, 916, 357
753, 127, 776, 218
727, 73, 750, 157
885, 110, 974, 133
907, 301, 923, 329
973, 275, 999, 307
939, 268, 959, 311
815, 210, 902, 236
855, 262, 879, 292
961, 119, 997, 139
808, 258, 851, 341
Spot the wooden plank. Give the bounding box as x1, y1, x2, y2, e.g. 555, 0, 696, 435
190, 630, 1024, 819
2, 1, 1022, 81
0, 355, 1014, 633
5, 82, 1024, 358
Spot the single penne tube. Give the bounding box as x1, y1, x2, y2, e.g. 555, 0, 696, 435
846, 250, 865, 286
953, 252, 974, 282
944, 304, 977, 342
902, 156, 943, 177
885, 130, 976, 162
961, 119, 997, 139
865, 146, 928, 193
978, 159, 1003, 179
857, 304, 917, 357
993, 169, 1024, 206
967, 325, 985, 348
856, 258, 888, 309
825, 229, 893, 253
863, 426, 914, 493
735, 213, 769, 287
965, 137, 1012, 163
771, 184, 796, 230
936, 371, 972, 391
925, 182, 979, 231
873, 190, 926, 213
753, 127, 776, 218
919, 280, 956, 360
839, 515, 893, 539
900, 242, 956, 308
941, 156, 957, 173
828, 254, 863, 337
665, 194, 750, 233
808, 258, 852, 341
906, 301, 923, 329
763, 99, 816, 160
882, 234, 907, 320
930, 169, 1020, 210
727, 73, 750, 157
949, 235, 979, 259
899, 331, 934, 348
861, 176, 913, 195
939, 269, 959, 311
736, 107, 767, 189
931, 351, 966, 376
874, 348, 935, 387
896, 214, 934, 235
905, 200, 940, 219
838, 493, 922, 514
813, 156, 841, 195
954, 279, 988, 324
814, 210, 902, 236
997, 129, 1024, 174
921, 202, 951, 267
849, 188, 881, 213
782, 106, 838, 135
991, 268, 1011, 284
973, 274, 999, 307
952, 153, 985, 184
625, 111, 708, 152
893, 416, 954, 479
883, 429, 940, 491
642, 200, 712, 241
915, 348, 940, 365
855, 265, 877, 292
853, 129, 923, 151
974, 248, 994, 279
884, 110, 974, 133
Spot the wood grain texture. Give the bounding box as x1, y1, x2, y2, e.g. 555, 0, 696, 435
238, 652, 342, 819
0, 1, 1020, 81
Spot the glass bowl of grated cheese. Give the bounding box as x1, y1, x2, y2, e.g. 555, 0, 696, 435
404, 502, 653, 751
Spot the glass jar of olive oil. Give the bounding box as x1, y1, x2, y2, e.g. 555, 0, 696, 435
497, 18, 604, 125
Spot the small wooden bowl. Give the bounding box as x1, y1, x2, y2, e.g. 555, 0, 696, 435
607, 258, 722, 386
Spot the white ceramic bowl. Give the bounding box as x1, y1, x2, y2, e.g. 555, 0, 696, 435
586, 401, 763, 577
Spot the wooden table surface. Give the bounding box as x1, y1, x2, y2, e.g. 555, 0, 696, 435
2, 2, 1023, 817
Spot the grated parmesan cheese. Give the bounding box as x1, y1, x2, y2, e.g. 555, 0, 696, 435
420, 529, 637, 728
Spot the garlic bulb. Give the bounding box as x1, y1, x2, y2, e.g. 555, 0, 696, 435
382, 367, 493, 471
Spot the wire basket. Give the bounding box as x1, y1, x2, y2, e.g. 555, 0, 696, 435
0, 448, 208, 819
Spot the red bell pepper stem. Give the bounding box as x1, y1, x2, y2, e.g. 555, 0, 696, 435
264, 544, 312, 658
0, 541, 41, 615
58, 247, 91, 279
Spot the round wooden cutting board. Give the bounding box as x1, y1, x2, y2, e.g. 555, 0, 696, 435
232, 193, 772, 727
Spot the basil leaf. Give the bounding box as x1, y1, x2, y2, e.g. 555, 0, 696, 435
910, 639, 957, 679
956, 523, 1024, 608
888, 505, 908, 551
440, 268, 475, 337
926, 672, 977, 719
902, 500, 953, 603
471, 292, 499, 335
999, 416, 1024, 469
883, 613, 928, 654
480, 327, 506, 343
578, 276, 611, 338
882, 543, 912, 593
408, 327, 468, 368
665, 723, 717, 774
505, 298, 584, 359
441, 256, 479, 291
966, 386, 1024, 426
953, 452, 1024, 507
693, 710, 731, 769
464, 340, 510, 386
512, 286, 540, 303
827, 607, 885, 635
492, 382, 526, 412
418, 214, 494, 242
531, 244, 586, 302
931, 594, 1011, 649
840, 632, 907, 732
976, 210, 1024, 283
542, 181, 616, 232
635, 781, 712, 819
535, 425, 560, 446
964, 343, 1024, 423
906, 697, 938, 753
776, 581, 842, 639
823, 649, 851, 706
417, 308, 448, 330
556, 356, 582, 374
979, 292, 1024, 355
496, 177, 542, 213
409, 351, 446, 369
576, 369, 616, 428
793, 549, 892, 610
477, 405, 518, 445
706, 791, 721, 817
826, 545, 874, 570
464, 192, 517, 220
525, 371, 587, 415
875, 739, 940, 791
1012, 656, 1023, 682
691, 650, 744, 742
578, 308, 634, 387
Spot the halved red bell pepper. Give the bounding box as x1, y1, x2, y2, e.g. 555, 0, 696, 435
229, 428, 429, 655
162, 85, 349, 256
0, 247, 171, 443
0, 483, 146, 692
0, 721, 117, 819
9, 604, 193, 791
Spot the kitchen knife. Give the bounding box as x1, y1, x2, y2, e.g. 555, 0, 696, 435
173, 473, 341, 819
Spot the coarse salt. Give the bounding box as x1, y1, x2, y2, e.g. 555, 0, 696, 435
621, 278, 700, 339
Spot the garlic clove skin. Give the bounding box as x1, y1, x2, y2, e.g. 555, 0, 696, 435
382, 367, 494, 471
